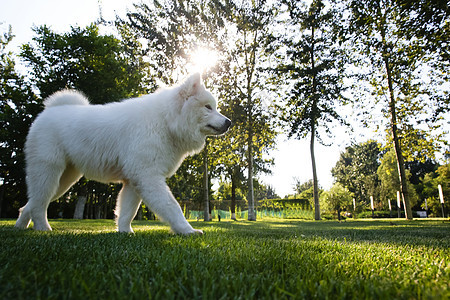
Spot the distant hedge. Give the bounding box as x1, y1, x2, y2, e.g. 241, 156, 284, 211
356, 210, 425, 219
259, 198, 311, 208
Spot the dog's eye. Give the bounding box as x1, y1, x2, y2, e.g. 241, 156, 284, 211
205, 105, 212, 110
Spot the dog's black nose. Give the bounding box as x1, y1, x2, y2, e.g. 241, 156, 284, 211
224, 118, 231, 130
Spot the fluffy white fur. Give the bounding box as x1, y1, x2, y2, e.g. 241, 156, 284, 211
15, 73, 231, 235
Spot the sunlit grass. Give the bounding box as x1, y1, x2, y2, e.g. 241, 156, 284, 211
0, 219, 448, 299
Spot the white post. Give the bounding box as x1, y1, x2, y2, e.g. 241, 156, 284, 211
397, 191, 401, 218
438, 184, 445, 204
388, 199, 392, 218
370, 196, 374, 218
353, 198, 356, 211
438, 184, 445, 218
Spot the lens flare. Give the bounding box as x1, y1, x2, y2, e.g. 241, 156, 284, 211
190, 47, 218, 73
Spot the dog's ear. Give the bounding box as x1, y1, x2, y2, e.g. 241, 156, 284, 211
179, 73, 202, 100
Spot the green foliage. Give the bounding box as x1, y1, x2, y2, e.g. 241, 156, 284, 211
320, 183, 353, 214
215, 181, 245, 203
121, 0, 278, 219
377, 148, 419, 208
275, 0, 349, 142
5, 24, 150, 218
347, 0, 448, 219
166, 154, 206, 206
0, 27, 40, 217
286, 178, 325, 207
21, 24, 149, 100
393, 0, 450, 119
332, 140, 382, 206
293, 179, 314, 195
385, 123, 447, 164
356, 210, 394, 219
214, 0, 278, 219
419, 164, 450, 217
1, 0, 449, 221
348, 0, 447, 178
0, 219, 448, 299
122, 0, 227, 85
260, 198, 310, 208
253, 181, 279, 201
272, 0, 350, 220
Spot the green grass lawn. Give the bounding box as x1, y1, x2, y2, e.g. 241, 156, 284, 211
0, 218, 448, 299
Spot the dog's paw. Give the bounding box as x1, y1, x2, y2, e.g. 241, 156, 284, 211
191, 229, 204, 235
177, 228, 203, 236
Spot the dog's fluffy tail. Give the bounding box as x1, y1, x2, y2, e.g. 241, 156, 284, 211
44, 90, 90, 108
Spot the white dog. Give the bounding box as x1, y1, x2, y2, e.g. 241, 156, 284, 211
15, 73, 231, 235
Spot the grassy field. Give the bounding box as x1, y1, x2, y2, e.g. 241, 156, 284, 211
0, 218, 448, 299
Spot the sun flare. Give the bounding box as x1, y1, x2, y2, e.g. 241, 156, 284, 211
190, 47, 218, 73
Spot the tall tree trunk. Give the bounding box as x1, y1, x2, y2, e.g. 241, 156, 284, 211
387, 83, 412, 220
73, 196, 86, 219
247, 131, 256, 221
310, 125, 321, 220
310, 22, 321, 221
73, 184, 87, 219
243, 27, 258, 222
381, 26, 413, 220
246, 58, 256, 222
231, 170, 237, 221
203, 141, 210, 221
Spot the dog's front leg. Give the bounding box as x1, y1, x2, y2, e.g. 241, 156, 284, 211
136, 178, 203, 235
115, 184, 142, 233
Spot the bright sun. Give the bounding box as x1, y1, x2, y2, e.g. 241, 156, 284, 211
190, 47, 218, 73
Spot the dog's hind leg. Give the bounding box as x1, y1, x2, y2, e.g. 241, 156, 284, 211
15, 162, 66, 231
136, 178, 202, 235
52, 164, 82, 201
115, 184, 142, 233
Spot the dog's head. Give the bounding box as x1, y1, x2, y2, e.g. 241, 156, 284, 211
178, 73, 231, 136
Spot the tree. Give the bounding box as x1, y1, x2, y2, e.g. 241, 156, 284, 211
21, 24, 149, 100
291, 179, 323, 209
347, 0, 447, 219
0, 26, 40, 217
220, 0, 277, 221
213, 77, 249, 220
253, 181, 279, 201
320, 183, 353, 220
20, 24, 149, 218
393, 0, 450, 119
377, 148, 419, 210
121, 0, 232, 221
213, 60, 276, 220
331, 140, 382, 206
121, 0, 227, 85
121, 0, 278, 222
293, 179, 314, 195
420, 164, 449, 217
274, 0, 349, 220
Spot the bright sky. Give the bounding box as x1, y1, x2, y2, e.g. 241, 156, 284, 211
0, 0, 375, 197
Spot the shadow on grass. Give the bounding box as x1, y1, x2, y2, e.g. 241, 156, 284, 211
184, 218, 450, 249
1, 218, 449, 249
